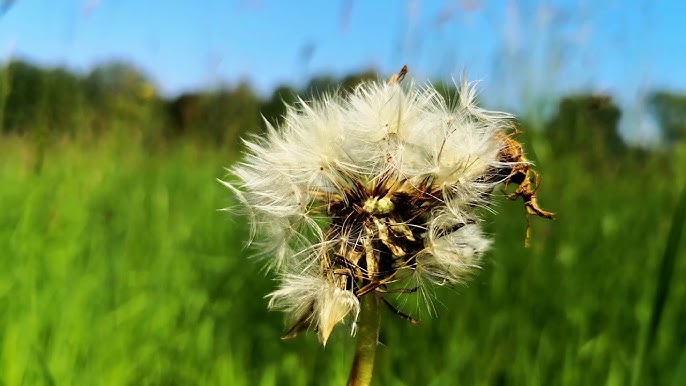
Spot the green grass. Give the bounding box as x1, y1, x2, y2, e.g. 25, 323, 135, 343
1, 133, 685, 385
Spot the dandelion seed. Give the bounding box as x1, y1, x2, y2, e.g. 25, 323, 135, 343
222, 66, 552, 384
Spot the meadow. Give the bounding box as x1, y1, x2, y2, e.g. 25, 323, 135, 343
1, 118, 684, 386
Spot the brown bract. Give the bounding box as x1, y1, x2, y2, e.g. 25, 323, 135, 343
387, 65, 408, 85
497, 130, 555, 246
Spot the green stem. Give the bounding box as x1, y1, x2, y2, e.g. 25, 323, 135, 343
347, 293, 381, 386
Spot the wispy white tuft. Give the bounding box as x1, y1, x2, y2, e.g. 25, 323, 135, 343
267, 272, 360, 345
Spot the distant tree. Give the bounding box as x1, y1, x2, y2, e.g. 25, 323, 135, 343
260, 85, 299, 127
2, 60, 44, 133
85, 61, 151, 99
647, 91, 686, 144
302, 75, 338, 98
546, 95, 625, 160
84, 61, 162, 137
167, 92, 204, 136
41, 67, 86, 134
340, 70, 377, 90
217, 82, 261, 147
0, 60, 88, 169
0, 63, 9, 132
1, 60, 85, 134
260, 71, 377, 130
304, 70, 377, 97
166, 82, 261, 147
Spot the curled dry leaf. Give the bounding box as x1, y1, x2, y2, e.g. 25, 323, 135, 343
497, 130, 555, 247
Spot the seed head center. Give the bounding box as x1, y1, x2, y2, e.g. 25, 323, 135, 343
362, 196, 394, 215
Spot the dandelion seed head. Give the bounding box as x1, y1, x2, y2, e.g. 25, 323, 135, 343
225, 73, 535, 344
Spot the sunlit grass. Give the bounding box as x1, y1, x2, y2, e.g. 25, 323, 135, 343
1, 133, 684, 385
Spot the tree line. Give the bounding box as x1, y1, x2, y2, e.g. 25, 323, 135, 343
1, 59, 685, 153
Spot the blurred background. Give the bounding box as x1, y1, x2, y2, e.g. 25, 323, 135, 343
1, 1, 685, 385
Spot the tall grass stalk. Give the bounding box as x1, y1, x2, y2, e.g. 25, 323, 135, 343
631, 184, 686, 386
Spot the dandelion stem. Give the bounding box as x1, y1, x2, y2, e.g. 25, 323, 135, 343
347, 293, 381, 386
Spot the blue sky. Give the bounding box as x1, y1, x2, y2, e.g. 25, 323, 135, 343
0, 0, 685, 139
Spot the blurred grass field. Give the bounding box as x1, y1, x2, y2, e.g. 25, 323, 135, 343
1, 126, 685, 385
